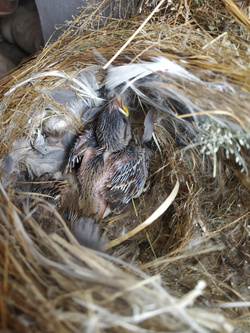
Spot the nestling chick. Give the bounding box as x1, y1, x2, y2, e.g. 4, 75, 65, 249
96, 96, 131, 152
30, 171, 79, 232
67, 95, 131, 169
77, 138, 148, 221
68, 95, 148, 221
30, 95, 153, 243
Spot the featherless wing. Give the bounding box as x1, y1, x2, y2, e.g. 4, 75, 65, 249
102, 143, 148, 214
67, 122, 97, 170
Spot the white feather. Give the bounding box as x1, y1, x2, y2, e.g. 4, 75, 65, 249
44, 116, 68, 133
106, 56, 200, 92
2, 133, 69, 187
5, 68, 103, 103
106, 56, 246, 133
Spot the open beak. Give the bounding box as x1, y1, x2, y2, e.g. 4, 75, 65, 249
111, 95, 129, 117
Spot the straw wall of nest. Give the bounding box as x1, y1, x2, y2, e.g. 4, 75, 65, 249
0, 0, 249, 332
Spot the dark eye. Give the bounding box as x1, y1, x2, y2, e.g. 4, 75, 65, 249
122, 117, 127, 125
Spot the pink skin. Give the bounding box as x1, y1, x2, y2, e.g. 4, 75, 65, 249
78, 150, 113, 221
92, 151, 111, 220
81, 147, 95, 165
90, 151, 134, 220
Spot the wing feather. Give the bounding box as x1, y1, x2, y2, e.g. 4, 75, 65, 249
102, 142, 147, 214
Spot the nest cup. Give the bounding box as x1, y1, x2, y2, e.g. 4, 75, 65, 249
0, 1, 250, 332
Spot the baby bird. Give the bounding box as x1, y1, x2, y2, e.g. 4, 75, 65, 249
30, 171, 79, 232
68, 95, 148, 221
68, 95, 131, 168
76, 138, 148, 221
30, 95, 152, 241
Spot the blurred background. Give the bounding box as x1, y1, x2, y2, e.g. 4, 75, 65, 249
0, 0, 136, 78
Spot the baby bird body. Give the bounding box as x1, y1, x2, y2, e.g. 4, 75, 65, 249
68, 95, 148, 221
31, 95, 151, 233
77, 140, 148, 221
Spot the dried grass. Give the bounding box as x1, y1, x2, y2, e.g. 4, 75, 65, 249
0, 0, 250, 332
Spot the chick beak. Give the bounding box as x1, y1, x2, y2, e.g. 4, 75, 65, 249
111, 95, 129, 117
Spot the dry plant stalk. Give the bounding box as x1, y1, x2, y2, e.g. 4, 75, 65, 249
220, 0, 250, 30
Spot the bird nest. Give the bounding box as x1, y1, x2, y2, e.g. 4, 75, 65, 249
0, 0, 249, 332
